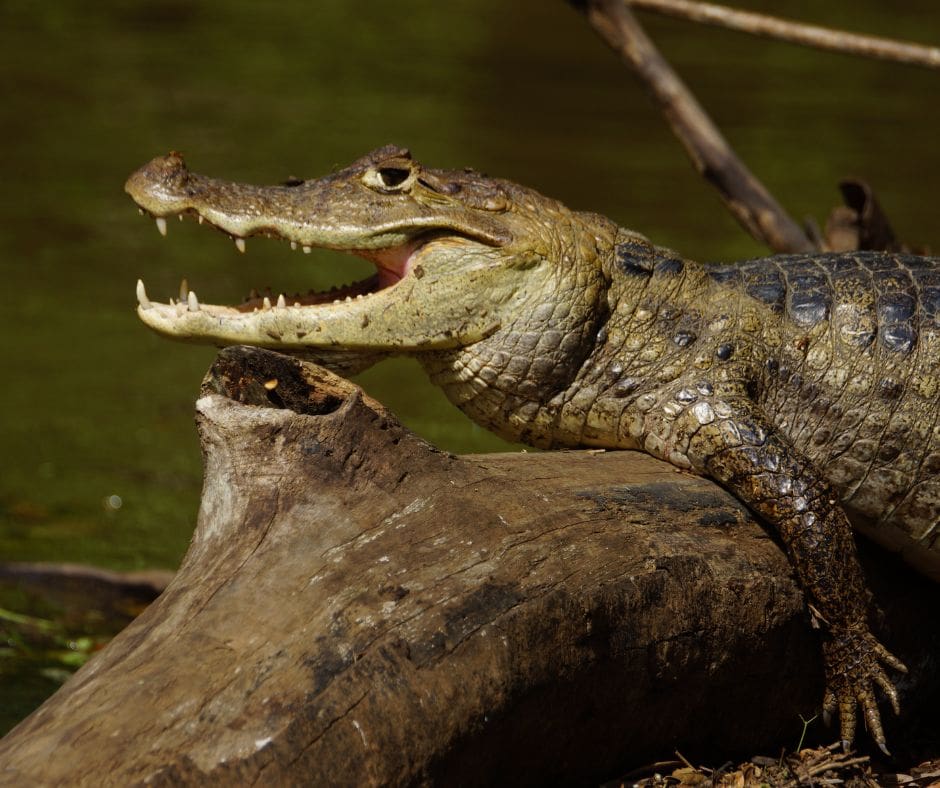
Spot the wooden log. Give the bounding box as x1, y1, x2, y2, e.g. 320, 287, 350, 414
1, 347, 937, 785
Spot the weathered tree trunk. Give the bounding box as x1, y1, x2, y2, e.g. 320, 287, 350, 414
1, 347, 937, 786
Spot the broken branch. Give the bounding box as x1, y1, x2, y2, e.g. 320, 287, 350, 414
627, 0, 940, 70
571, 0, 815, 253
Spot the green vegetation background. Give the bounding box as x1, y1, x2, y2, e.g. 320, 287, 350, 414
0, 0, 937, 731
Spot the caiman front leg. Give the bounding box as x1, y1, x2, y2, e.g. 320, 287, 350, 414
634, 382, 907, 752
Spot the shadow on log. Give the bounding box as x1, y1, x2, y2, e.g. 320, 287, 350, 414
1, 347, 938, 785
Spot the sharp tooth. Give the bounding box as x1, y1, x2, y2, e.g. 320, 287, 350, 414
169, 297, 176, 306
356, 293, 363, 300
136, 279, 153, 310
175, 302, 186, 316
138, 208, 144, 216
345, 296, 352, 303
179, 278, 189, 302
155, 217, 167, 236
303, 246, 312, 254
290, 242, 297, 251
294, 302, 301, 308
235, 237, 246, 254
188, 290, 199, 311
178, 214, 184, 222
263, 296, 272, 310
198, 215, 204, 225
332, 299, 340, 305
277, 293, 286, 309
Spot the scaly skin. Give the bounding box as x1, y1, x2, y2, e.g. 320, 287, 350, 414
126, 145, 940, 751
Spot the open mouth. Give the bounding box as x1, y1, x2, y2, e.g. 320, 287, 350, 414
133, 207, 423, 317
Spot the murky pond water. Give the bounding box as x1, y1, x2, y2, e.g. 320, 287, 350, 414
0, 0, 937, 733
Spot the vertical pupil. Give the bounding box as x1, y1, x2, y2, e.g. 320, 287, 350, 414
379, 167, 410, 187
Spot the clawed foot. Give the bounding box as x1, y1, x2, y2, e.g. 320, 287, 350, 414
821, 625, 907, 754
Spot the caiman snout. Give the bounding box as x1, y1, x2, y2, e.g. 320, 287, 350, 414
125, 152, 194, 225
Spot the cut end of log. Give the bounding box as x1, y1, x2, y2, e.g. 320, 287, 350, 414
202, 345, 357, 416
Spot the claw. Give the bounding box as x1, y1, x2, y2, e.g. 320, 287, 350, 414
839, 696, 857, 748
859, 687, 886, 750
874, 641, 908, 673
822, 626, 905, 752
873, 671, 901, 716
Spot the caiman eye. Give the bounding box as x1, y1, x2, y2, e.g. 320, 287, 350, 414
362, 163, 415, 193
378, 167, 410, 188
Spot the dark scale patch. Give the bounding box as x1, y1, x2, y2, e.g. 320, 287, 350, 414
913, 265, 940, 324
826, 256, 866, 275
716, 343, 734, 361
901, 255, 933, 270
877, 292, 916, 326
911, 266, 940, 289
654, 257, 684, 276
673, 331, 697, 348
614, 241, 655, 275
742, 263, 787, 313
876, 284, 918, 353
857, 252, 903, 273
847, 329, 877, 349
786, 274, 830, 326
878, 443, 901, 462
878, 378, 904, 400
921, 287, 940, 322
745, 280, 786, 313
880, 324, 916, 353
788, 292, 829, 326
706, 265, 741, 286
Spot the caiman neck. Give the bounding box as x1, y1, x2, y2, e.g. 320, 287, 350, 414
422, 226, 713, 448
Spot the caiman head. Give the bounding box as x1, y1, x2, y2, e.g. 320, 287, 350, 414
126, 146, 621, 429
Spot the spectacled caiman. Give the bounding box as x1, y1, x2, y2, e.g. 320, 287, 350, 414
125, 145, 940, 753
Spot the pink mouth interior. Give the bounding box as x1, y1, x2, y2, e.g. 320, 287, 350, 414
235, 240, 419, 312
356, 241, 419, 289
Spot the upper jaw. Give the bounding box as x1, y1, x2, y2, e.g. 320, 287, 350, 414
124, 151, 513, 253
125, 151, 514, 313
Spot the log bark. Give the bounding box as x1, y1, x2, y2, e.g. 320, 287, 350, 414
1, 347, 938, 786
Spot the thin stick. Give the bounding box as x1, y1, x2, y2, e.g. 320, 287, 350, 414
628, 0, 940, 70
571, 0, 814, 253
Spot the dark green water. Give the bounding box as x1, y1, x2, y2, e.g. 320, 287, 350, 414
0, 0, 937, 733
